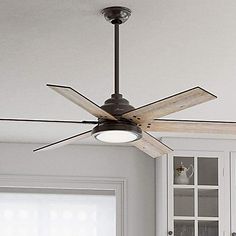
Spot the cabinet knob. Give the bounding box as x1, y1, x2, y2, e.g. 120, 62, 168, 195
168, 231, 173, 235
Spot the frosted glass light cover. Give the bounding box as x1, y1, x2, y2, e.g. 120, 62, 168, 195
0, 191, 116, 236
95, 130, 138, 143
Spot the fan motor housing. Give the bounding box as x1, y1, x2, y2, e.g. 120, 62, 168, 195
101, 93, 135, 117
92, 120, 142, 140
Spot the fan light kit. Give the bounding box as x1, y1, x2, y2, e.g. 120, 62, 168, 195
95, 130, 139, 143
2, 6, 236, 158
92, 120, 142, 143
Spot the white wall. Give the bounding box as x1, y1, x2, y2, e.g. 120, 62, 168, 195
0, 142, 155, 236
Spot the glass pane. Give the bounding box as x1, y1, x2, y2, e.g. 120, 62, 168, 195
174, 189, 194, 216
198, 158, 218, 185
174, 156, 194, 185
0, 191, 116, 236
198, 221, 218, 236
198, 189, 218, 217
174, 220, 194, 236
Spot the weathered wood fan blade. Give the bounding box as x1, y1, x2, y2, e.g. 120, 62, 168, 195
33, 130, 92, 152
47, 84, 117, 121
122, 87, 216, 123
0, 118, 98, 124
142, 119, 236, 134
133, 131, 172, 158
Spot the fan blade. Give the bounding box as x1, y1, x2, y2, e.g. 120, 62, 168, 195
141, 119, 236, 135
122, 87, 216, 123
133, 131, 172, 158
33, 130, 92, 152
0, 118, 98, 125
47, 84, 117, 121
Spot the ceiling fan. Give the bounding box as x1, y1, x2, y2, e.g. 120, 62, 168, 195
2, 6, 236, 158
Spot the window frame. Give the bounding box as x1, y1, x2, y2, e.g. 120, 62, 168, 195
0, 174, 127, 236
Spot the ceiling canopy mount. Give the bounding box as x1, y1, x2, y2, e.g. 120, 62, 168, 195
101, 6, 131, 25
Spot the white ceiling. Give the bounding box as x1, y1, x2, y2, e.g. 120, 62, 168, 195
1, 0, 236, 145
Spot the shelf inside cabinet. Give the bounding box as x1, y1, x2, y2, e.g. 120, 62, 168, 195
173, 185, 219, 189
173, 184, 194, 188
174, 216, 219, 221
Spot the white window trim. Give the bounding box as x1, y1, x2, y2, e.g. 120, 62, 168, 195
0, 174, 127, 236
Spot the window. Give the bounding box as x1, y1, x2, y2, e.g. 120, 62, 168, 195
0, 188, 116, 236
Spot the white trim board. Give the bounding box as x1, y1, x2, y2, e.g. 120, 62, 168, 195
0, 174, 127, 236
231, 153, 236, 234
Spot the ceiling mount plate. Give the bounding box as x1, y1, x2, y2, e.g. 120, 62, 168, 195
102, 6, 131, 24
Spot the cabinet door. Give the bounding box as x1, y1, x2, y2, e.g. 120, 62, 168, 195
231, 153, 236, 234
168, 151, 224, 236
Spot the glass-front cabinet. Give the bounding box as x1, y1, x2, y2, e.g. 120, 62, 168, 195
168, 151, 223, 236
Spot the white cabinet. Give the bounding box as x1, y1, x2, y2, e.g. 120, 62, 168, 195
156, 138, 234, 236
167, 151, 224, 236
